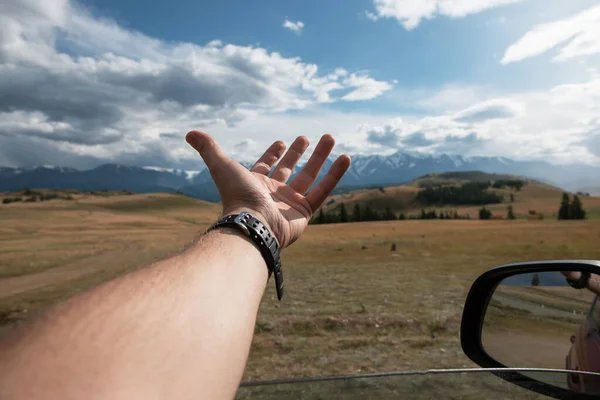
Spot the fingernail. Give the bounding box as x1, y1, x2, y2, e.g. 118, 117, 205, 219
186, 132, 200, 147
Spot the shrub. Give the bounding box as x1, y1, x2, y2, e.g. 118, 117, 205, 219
507, 205, 516, 220
479, 207, 492, 220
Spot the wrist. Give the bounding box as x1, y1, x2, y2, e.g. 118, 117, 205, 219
203, 228, 269, 272
208, 211, 285, 300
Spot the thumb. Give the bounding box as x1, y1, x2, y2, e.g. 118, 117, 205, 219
186, 131, 230, 176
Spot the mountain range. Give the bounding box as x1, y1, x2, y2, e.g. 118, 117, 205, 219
1, 152, 598, 201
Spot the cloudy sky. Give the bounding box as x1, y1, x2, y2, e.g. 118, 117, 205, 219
1, 0, 600, 170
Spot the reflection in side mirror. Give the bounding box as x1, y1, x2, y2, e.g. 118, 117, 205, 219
461, 261, 600, 399
483, 271, 600, 393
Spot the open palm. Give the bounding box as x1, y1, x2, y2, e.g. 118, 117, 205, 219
186, 131, 351, 248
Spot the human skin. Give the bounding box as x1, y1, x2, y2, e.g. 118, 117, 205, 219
0, 131, 351, 400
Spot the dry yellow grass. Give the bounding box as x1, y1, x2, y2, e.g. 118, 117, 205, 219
1, 193, 600, 386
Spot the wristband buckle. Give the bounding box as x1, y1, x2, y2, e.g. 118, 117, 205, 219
232, 213, 252, 237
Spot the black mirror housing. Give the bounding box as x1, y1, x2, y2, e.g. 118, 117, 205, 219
461, 260, 600, 400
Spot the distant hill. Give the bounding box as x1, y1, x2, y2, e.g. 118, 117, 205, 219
577, 187, 600, 196
409, 171, 541, 188
323, 171, 600, 220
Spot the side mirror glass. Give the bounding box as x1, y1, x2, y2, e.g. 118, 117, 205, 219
461, 261, 600, 399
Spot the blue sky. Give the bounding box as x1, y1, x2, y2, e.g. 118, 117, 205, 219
1, 0, 600, 169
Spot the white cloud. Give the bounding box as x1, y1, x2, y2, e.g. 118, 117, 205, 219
502, 4, 600, 64
454, 98, 525, 122
2, 0, 599, 169
368, 0, 524, 30
342, 73, 396, 101
358, 74, 600, 165
365, 11, 379, 21
282, 18, 305, 34
409, 84, 489, 111
0, 0, 393, 167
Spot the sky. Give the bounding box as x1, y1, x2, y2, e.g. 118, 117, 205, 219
1, 0, 600, 170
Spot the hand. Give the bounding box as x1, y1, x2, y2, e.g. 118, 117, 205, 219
561, 271, 582, 281
186, 131, 351, 248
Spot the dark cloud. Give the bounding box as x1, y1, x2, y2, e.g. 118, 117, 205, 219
99, 65, 269, 107
444, 132, 480, 143
0, 134, 103, 169
0, 133, 204, 170
9, 128, 124, 145
0, 66, 125, 129
439, 132, 485, 153
580, 125, 600, 157
159, 133, 182, 140
0, 65, 129, 146
366, 127, 399, 147
400, 131, 433, 147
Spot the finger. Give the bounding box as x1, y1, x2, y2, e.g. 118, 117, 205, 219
306, 154, 351, 212
250, 141, 286, 175
186, 131, 232, 178
271, 136, 310, 183
289, 134, 335, 194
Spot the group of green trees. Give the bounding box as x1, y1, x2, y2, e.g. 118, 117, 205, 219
310, 203, 396, 224
478, 205, 516, 220
417, 182, 504, 206
492, 180, 525, 191
2, 193, 70, 204
1, 189, 77, 204
477, 192, 588, 220
417, 209, 468, 220
558, 193, 586, 220
309, 203, 470, 225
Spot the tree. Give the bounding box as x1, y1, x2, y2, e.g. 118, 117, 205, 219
510, 193, 515, 203
362, 204, 379, 221
479, 207, 492, 220
417, 182, 503, 206
507, 205, 516, 220
353, 203, 362, 222
558, 192, 571, 220
384, 206, 396, 221
531, 273, 540, 286
339, 203, 349, 223
327, 209, 340, 224
317, 208, 327, 224
570, 195, 587, 220
514, 181, 524, 191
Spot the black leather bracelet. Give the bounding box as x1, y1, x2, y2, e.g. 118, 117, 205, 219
207, 211, 284, 300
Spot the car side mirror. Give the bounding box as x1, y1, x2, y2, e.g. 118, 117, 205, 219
461, 260, 600, 400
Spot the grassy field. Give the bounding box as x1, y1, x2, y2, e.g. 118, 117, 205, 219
1, 192, 600, 396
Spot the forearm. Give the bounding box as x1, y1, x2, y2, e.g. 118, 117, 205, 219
0, 228, 268, 400
587, 275, 600, 296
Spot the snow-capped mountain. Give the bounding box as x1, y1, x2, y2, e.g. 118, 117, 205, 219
0, 152, 598, 201
0, 164, 190, 193
326, 151, 597, 190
